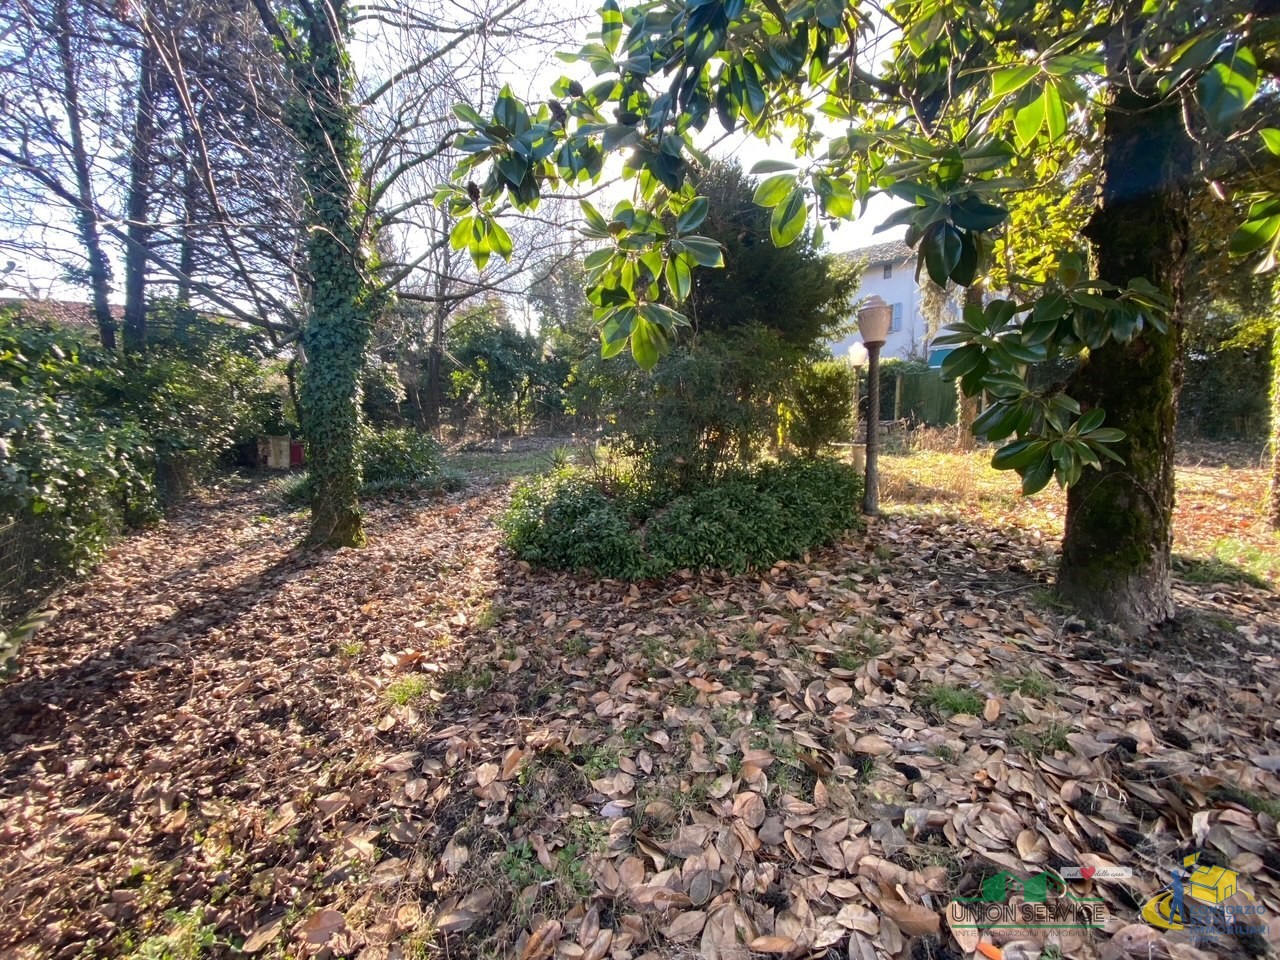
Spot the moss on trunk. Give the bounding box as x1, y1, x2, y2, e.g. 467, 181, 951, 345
283, 0, 376, 550
1056, 89, 1191, 633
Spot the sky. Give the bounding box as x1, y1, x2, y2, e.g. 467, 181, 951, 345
8, 0, 906, 305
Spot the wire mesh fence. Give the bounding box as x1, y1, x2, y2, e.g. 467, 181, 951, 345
0, 514, 57, 630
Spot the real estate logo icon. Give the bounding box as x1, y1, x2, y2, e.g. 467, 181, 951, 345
1142, 853, 1245, 931
947, 870, 1108, 937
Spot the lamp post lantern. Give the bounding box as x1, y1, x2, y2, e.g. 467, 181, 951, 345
857, 296, 893, 515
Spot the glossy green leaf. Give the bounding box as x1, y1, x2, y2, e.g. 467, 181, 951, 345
488, 219, 513, 259
990, 64, 1039, 99
1229, 213, 1280, 256
770, 187, 808, 247
600, 0, 623, 54
665, 254, 692, 302
992, 438, 1049, 471
950, 196, 1008, 231
1014, 89, 1045, 147
754, 173, 795, 207
1020, 452, 1055, 495
678, 236, 725, 268
924, 224, 963, 287
749, 159, 798, 174
1197, 47, 1258, 128
1043, 82, 1067, 141
676, 197, 710, 234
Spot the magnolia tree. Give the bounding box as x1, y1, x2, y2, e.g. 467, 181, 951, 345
439, 0, 1278, 631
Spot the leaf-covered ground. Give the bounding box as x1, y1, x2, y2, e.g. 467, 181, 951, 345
1, 447, 1278, 960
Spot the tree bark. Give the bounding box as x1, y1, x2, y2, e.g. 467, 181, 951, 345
124, 42, 160, 353
278, 0, 376, 548
1056, 88, 1192, 632
53, 0, 115, 351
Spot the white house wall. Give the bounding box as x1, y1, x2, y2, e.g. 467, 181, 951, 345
830, 256, 932, 361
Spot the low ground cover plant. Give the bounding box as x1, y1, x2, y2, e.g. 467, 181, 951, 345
502, 458, 864, 579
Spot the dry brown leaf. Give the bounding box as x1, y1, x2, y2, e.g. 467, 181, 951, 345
732, 791, 766, 828
522, 920, 563, 960
880, 900, 940, 936
242, 917, 283, 953
299, 908, 345, 945
750, 935, 799, 954
664, 911, 707, 942
852, 734, 893, 756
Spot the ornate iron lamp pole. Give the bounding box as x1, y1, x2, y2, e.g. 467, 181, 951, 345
857, 296, 893, 516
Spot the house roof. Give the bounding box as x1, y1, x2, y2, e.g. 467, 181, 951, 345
0, 298, 122, 330
844, 238, 913, 266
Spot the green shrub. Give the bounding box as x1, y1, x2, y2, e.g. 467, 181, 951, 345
785, 360, 856, 457
0, 308, 280, 617
277, 428, 465, 502
360, 426, 464, 494
595, 326, 798, 491
501, 459, 863, 579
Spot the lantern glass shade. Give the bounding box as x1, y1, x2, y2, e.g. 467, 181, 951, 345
847, 342, 869, 368
857, 295, 893, 346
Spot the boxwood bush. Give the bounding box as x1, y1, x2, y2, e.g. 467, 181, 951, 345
501, 459, 863, 579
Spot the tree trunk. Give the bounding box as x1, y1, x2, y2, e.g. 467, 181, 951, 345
53, 0, 115, 350
1056, 88, 1191, 633
284, 0, 376, 549
178, 115, 199, 307
123, 43, 160, 353
1269, 325, 1280, 530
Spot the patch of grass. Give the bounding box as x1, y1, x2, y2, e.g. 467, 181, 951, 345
562, 633, 590, 657
451, 450, 552, 481
1011, 721, 1072, 757
670, 683, 699, 707
499, 839, 552, 890
921, 683, 984, 717
127, 908, 219, 959
575, 744, 619, 779
642, 636, 673, 663
994, 669, 1059, 699
930, 744, 959, 763
385, 674, 431, 706
723, 666, 756, 695
1174, 538, 1276, 588
337, 641, 364, 659
1210, 785, 1280, 819
835, 650, 864, 671
440, 664, 494, 694
474, 602, 503, 630
689, 633, 718, 662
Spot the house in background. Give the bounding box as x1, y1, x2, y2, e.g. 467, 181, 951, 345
830, 239, 958, 363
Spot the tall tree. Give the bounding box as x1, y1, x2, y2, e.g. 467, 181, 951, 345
445, 0, 1279, 632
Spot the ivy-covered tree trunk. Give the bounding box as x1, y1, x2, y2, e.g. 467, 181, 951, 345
283, 0, 376, 548
1056, 89, 1192, 632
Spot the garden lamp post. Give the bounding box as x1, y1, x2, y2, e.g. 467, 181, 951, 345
857, 296, 893, 516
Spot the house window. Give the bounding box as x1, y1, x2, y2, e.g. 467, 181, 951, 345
891, 302, 903, 332
883, 263, 893, 279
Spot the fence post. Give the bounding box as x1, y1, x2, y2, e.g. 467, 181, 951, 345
851, 368, 861, 442
894, 372, 904, 422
